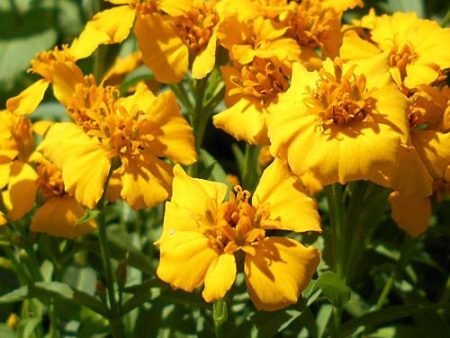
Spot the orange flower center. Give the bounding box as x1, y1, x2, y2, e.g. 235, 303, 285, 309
389, 42, 417, 80
286, 1, 336, 50
174, 3, 218, 53
67, 77, 148, 158
11, 117, 34, 161
36, 161, 66, 199
306, 59, 376, 128
229, 57, 290, 104
204, 186, 267, 254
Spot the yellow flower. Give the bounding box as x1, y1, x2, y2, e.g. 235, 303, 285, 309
38, 76, 197, 209
157, 161, 320, 311
30, 154, 96, 239
213, 56, 292, 144
0, 111, 38, 221
268, 58, 429, 193
389, 85, 450, 237
6, 46, 83, 116
341, 11, 450, 89
72, 0, 221, 83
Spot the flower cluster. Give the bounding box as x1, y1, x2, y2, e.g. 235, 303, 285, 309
1, 0, 449, 314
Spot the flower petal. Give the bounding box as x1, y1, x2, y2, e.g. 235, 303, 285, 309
389, 191, 431, 237
6, 80, 49, 115
157, 231, 219, 291
120, 154, 172, 210
134, 13, 188, 83
2, 161, 38, 220
192, 30, 217, 79
202, 253, 236, 302
245, 237, 320, 311
37, 123, 111, 209
31, 196, 96, 238
213, 98, 269, 145
253, 160, 321, 233
70, 6, 135, 60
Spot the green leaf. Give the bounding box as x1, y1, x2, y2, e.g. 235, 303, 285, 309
0, 324, 16, 338
198, 149, 231, 187
75, 209, 101, 225
0, 282, 108, 317
0, 286, 28, 304
18, 317, 42, 338
341, 304, 442, 336
315, 271, 351, 307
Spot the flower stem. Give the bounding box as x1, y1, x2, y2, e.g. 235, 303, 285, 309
213, 299, 228, 338
376, 235, 415, 309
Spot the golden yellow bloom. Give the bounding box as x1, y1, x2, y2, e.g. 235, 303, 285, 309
214, 56, 291, 144
341, 12, 450, 89
0, 111, 38, 221
38, 75, 197, 209
72, 0, 221, 83
6, 46, 83, 116
389, 85, 450, 237
268, 59, 429, 193
157, 161, 320, 311
30, 154, 96, 239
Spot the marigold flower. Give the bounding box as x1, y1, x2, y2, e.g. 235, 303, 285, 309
0, 111, 38, 221
6, 46, 83, 116
38, 77, 197, 210
341, 11, 450, 89
72, 0, 222, 83
30, 154, 96, 239
268, 59, 431, 194
157, 161, 321, 311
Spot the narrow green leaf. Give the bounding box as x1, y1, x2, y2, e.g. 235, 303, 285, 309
18, 317, 42, 338
0, 286, 28, 304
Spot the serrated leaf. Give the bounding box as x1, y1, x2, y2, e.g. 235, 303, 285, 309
315, 271, 351, 307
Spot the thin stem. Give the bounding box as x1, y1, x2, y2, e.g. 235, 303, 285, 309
325, 184, 345, 279
213, 299, 228, 338
96, 162, 125, 338
376, 235, 415, 309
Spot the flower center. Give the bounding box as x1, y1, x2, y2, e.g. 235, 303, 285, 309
67, 77, 147, 158
204, 186, 266, 254
30, 46, 75, 81
229, 57, 290, 104
306, 59, 376, 128
286, 1, 336, 50
389, 42, 417, 80
12, 117, 34, 161
174, 3, 218, 53
36, 161, 66, 199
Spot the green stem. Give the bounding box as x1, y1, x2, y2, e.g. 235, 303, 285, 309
375, 235, 415, 309
96, 163, 125, 338
325, 184, 345, 279
442, 10, 450, 27
213, 299, 228, 338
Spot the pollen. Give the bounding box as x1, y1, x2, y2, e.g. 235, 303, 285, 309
36, 161, 66, 199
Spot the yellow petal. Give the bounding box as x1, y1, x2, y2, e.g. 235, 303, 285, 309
192, 30, 217, 79
70, 6, 135, 60
50, 62, 85, 104
119, 154, 172, 210
245, 237, 320, 311
102, 51, 142, 84
37, 123, 111, 209
32, 120, 54, 136
0, 211, 6, 226
31, 196, 96, 239
0, 162, 11, 189
389, 191, 431, 237
202, 253, 236, 302
134, 90, 197, 165
253, 160, 321, 233
6, 80, 49, 115
213, 98, 269, 145
134, 13, 188, 83
2, 161, 38, 220
413, 130, 450, 181
157, 231, 219, 291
